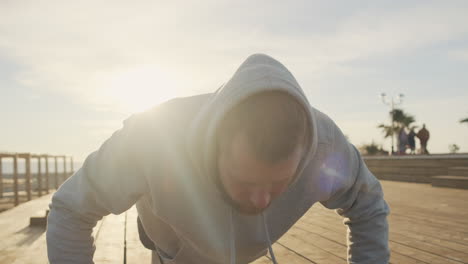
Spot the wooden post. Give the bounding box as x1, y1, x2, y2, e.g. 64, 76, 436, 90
25, 154, 32, 201
0, 157, 3, 199
45, 155, 50, 194
54, 156, 59, 189
70, 156, 74, 175
13, 155, 19, 206
63, 156, 67, 182
37, 156, 42, 197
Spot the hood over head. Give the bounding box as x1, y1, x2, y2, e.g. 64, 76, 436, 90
187, 53, 317, 189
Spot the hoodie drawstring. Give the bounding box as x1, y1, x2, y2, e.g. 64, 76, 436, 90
230, 208, 236, 264
262, 213, 278, 264
229, 209, 278, 264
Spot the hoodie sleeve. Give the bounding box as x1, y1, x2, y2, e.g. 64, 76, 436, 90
46, 114, 149, 264
320, 124, 390, 264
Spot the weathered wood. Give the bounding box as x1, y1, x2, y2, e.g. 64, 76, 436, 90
1, 181, 467, 264
363, 155, 468, 184
0, 152, 72, 210
125, 206, 152, 263
37, 157, 42, 197
63, 156, 67, 182
10, 232, 47, 264
448, 166, 468, 177
44, 156, 49, 194
278, 227, 347, 264
0, 194, 52, 264
70, 156, 74, 174
13, 156, 19, 206
0, 157, 3, 199
94, 213, 126, 263
25, 155, 31, 201
29, 210, 49, 227
252, 243, 315, 264
300, 211, 467, 264
54, 156, 58, 189
432, 176, 468, 189
301, 181, 468, 264
374, 174, 432, 183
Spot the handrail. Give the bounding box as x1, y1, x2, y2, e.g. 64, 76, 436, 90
0, 152, 74, 207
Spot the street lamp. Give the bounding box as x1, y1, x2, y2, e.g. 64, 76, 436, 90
380, 93, 404, 155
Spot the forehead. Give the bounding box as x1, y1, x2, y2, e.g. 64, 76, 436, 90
228, 133, 302, 182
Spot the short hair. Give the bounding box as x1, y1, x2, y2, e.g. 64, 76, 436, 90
217, 91, 309, 163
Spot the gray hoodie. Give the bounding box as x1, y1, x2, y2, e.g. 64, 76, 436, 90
46, 54, 390, 264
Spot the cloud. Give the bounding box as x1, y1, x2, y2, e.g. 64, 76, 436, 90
1, 1, 467, 113
448, 49, 468, 61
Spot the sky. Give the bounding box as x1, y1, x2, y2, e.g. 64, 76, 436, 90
1, 0, 468, 163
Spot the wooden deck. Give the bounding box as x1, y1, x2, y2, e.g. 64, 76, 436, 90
0, 181, 467, 264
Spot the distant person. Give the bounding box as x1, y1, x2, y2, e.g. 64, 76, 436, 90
408, 128, 416, 154
417, 124, 430, 154
397, 127, 408, 155
46, 54, 389, 264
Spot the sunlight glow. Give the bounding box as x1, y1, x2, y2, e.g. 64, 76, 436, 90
104, 66, 183, 113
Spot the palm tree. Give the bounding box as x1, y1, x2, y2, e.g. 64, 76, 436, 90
377, 108, 416, 154
378, 108, 416, 138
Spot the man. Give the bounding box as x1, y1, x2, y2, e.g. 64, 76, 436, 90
47, 54, 390, 264
416, 124, 430, 154
397, 127, 408, 155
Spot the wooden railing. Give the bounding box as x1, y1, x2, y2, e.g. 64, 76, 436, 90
0, 152, 74, 207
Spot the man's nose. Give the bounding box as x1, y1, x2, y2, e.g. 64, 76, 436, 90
249, 191, 271, 210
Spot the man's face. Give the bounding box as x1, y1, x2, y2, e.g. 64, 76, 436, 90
218, 132, 303, 215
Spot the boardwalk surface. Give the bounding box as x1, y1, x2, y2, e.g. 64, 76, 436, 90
0, 181, 467, 264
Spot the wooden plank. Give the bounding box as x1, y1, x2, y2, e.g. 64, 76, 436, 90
10, 231, 47, 264
374, 174, 432, 183
0, 179, 466, 264
0, 194, 52, 264
296, 220, 421, 264
63, 156, 68, 182
300, 211, 403, 264
0, 193, 105, 264
13, 156, 18, 206
389, 233, 468, 263
388, 217, 468, 247
25, 155, 31, 201
277, 231, 346, 264
389, 209, 468, 231
45, 156, 49, 195
94, 213, 126, 263
54, 156, 59, 189
310, 204, 468, 248
369, 166, 447, 174
432, 176, 468, 189
301, 181, 468, 264
388, 242, 462, 264
37, 157, 42, 197
251, 243, 315, 264
0, 157, 3, 199
298, 212, 453, 264
125, 206, 151, 264
70, 157, 74, 174
251, 256, 272, 264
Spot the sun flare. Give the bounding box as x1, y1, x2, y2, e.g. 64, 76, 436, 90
105, 66, 183, 113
